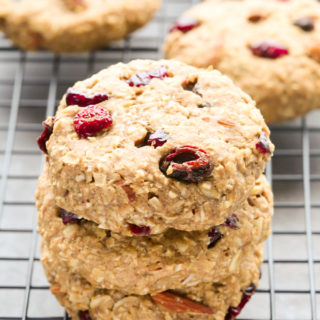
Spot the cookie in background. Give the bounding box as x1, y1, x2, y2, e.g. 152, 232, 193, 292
164, 0, 320, 123
0, 0, 160, 52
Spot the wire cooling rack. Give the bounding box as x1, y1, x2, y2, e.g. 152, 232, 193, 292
0, 0, 319, 319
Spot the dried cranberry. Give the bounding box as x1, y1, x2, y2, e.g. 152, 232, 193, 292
66, 88, 109, 107
256, 132, 271, 154
223, 214, 239, 230
294, 17, 315, 32
250, 40, 289, 59
79, 311, 92, 320
208, 227, 223, 249
129, 224, 151, 236
74, 105, 112, 138
170, 17, 199, 33
127, 66, 169, 87
160, 146, 213, 183
37, 117, 55, 154
147, 129, 169, 148
225, 284, 256, 320
59, 209, 80, 225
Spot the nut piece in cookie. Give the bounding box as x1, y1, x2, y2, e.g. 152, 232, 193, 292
152, 291, 214, 314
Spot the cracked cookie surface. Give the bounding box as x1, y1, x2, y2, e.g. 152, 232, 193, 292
41, 59, 273, 235
164, 0, 320, 123
0, 0, 160, 52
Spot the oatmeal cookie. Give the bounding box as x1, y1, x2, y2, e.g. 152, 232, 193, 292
37, 165, 272, 294
38, 59, 273, 234
0, 0, 160, 52
42, 240, 262, 320
164, 0, 320, 123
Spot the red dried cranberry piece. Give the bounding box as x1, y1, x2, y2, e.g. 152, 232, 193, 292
207, 227, 223, 249
66, 88, 109, 107
294, 17, 315, 32
147, 129, 169, 148
79, 311, 92, 320
256, 132, 271, 154
59, 208, 80, 225
129, 224, 151, 236
127, 66, 169, 87
170, 17, 199, 33
37, 117, 55, 154
250, 40, 289, 59
223, 214, 239, 230
74, 105, 112, 138
160, 146, 213, 183
225, 284, 256, 320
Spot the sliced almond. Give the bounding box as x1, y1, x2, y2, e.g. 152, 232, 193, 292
248, 13, 263, 22
308, 44, 320, 63
50, 283, 62, 294
116, 181, 136, 202
217, 119, 236, 128
152, 292, 214, 314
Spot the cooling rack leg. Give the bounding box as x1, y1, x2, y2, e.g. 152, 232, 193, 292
21, 55, 60, 320
266, 161, 276, 320
0, 53, 25, 222
302, 118, 318, 320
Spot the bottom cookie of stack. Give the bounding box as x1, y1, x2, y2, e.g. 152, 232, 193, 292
41, 240, 262, 320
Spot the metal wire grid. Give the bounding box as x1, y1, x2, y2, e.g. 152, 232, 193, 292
0, 0, 319, 319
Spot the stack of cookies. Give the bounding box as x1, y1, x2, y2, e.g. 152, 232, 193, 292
36, 59, 274, 320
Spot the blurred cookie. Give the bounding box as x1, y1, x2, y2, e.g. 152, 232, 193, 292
0, 0, 160, 52
164, 0, 320, 123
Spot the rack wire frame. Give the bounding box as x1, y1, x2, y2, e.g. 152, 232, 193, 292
0, 0, 319, 319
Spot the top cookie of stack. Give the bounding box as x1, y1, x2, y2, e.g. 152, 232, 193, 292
0, 0, 160, 52
38, 59, 273, 236
164, 0, 320, 123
